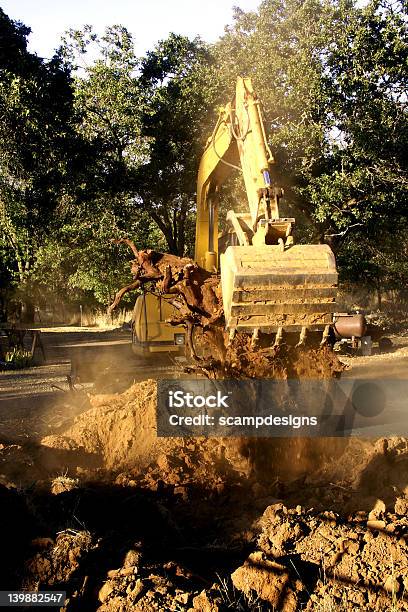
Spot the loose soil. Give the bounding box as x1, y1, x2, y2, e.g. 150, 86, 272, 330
1, 366, 407, 610
1, 319, 407, 610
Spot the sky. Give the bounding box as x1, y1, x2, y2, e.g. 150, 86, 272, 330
2, 0, 261, 59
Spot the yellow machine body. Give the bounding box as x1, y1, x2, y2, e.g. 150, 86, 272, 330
131, 293, 186, 355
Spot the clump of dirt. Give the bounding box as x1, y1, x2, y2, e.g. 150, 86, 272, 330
230, 500, 408, 611
24, 531, 96, 591
95, 550, 221, 611
19, 519, 247, 611
193, 330, 345, 379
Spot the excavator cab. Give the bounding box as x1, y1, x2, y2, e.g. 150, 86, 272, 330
132, 293, 186, 355
196, 77, 337, 345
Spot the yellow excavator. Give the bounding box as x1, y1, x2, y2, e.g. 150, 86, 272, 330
131, 77, 338, 355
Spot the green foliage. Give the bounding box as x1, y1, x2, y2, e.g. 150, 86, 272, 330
305, 0, 408, 233
31, 202, 165, 308
0, 8, 86, 311
61, 25, 147, 184
338, 222, 408, 300
135, 33, 221, 255
61, 28, 221, 256
216, 0, 340, 213
217, 0, 407, 224
2, 347, 33, 370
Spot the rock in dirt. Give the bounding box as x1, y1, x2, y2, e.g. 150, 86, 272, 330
231, 551, 299, 610
98, 581, 115, 603
394, 497, 408, 516
192, 589, 222, 611
126, 578, 144, 600
123, 548, 143, 568
23, 531, 95, 590
368, 498, 386, 521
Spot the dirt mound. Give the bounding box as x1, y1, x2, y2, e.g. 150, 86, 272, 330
39, 377, 347, 485
306, 437, 408, 509
2, 373, 407, 610
18, 488, 406, 611
2, 431, 407, 610
37, 379, 407, 500
41, 380, 161, 472
39, 380, 259, 488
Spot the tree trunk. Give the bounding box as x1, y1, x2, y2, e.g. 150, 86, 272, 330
21, 299, 35, 324
377, 286, 382, 310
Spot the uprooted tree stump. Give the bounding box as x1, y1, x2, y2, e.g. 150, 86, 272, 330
108, 239, 224, 372
108, 239, 344, 380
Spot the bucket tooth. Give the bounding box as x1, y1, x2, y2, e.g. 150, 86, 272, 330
296, 326, 307, 347
228, 328, 236, 345
274, 327, 283, 346
251, 327, 260, 347
320, 325, 331, 346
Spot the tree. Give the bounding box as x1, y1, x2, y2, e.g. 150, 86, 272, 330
60, 25, 147, 195
217, 0, 407, 222
216, 0, 346, 229
0, 8, 83, 319
30, 204, 165, 311
61, 28, 220, 256
307, 0, 407, 236
134, 33, 220, 255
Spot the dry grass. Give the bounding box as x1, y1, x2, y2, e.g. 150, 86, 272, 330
216, 574, 268, 611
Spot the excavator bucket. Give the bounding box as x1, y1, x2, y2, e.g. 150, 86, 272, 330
221, 244, 337, 337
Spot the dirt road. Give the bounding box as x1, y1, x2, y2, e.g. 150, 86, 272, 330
0, 326, 180, 443
342, 338, 408, 378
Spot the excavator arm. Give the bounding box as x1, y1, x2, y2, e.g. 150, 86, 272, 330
195, 77, 284, 270
195, 77, 338, 345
